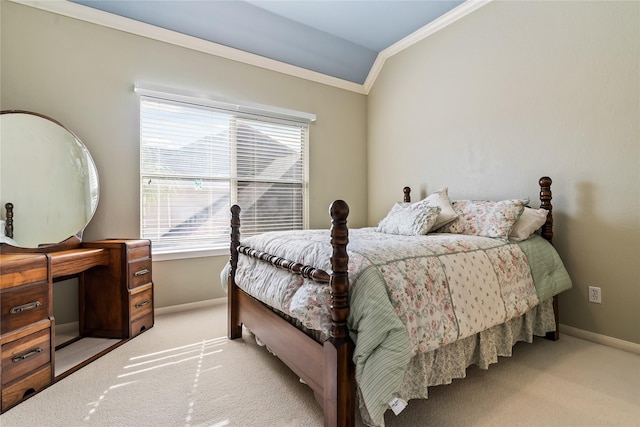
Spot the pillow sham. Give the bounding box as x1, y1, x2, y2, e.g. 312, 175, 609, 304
436, 198, 528, 239
377, 203, 441, 236
412, 187, 458, 230
509, 207, 548, 241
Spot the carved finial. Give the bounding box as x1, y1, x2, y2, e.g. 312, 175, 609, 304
539, 176, 552, 191
330, 199, 349, 222
5, 202, 14, 239
539, 177, 553, 243
403, 187, 411, 203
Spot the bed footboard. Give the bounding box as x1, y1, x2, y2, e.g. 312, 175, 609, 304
228, 200, 355, 427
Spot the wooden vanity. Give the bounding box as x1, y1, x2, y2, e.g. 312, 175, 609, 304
0, 111, 154, 412
0, 239, 154, 412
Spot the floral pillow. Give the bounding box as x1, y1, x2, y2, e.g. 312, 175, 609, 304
412, 187, 458, 230
436, 198, 528, 239
377, 203, 442, 236
509, 207, 548, 241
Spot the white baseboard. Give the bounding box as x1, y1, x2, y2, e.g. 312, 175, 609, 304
149, 303, 640, 356
560, 324, 640, 355
154, 297, 227, 316
153, 304, 640, 355
56, 302, 639, 356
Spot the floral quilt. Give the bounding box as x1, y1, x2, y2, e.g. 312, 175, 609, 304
235, 228, 540, 354
231, 228, 571, 426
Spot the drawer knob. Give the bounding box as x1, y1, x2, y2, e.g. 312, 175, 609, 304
9, 301, 42, 314
135, 299, 150, 308
12, 347, 43, 363
134, 269, 149, 277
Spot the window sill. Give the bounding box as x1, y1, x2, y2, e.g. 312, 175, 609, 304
152, 247, 229, 261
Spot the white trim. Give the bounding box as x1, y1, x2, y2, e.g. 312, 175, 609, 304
154, 297, 226, 317
56, 306, 640, 356
9, 0, 366, 95
363, 0, 492, 93
134, 82, 316, 123
560, 324, 640, 355
11, 0, 489, 95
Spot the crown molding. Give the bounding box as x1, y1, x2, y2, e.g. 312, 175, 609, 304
363, 0, 491, 93
10, 0, 489, 96
9, 0, 367, 94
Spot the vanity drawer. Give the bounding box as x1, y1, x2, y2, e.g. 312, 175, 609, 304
130, 312, 154, 337
127, 244, 150, 262
128, 258, 152, 290
129, 286, 153, 337
129, 286, 153, 318
1, 282, 50, 335
1, 327, 51, 386
0, 254, 48, 290
1, 364, 52, 412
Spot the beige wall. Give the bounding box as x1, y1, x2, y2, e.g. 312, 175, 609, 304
3, 1, 638, 344
0, 2, 368, 310
368, 1, 639, 343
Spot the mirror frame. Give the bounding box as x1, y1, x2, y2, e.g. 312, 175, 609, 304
0, 110, 100, 253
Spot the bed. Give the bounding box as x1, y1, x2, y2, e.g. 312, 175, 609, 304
224, 176, 571, 427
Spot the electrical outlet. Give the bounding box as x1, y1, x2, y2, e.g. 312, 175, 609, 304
588, 286, 602, 304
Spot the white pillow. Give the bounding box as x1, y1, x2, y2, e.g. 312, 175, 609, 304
509, 207, 548, 241
437, 198, 528, 240
377, 203, 441, 236
413, 188, 458, 230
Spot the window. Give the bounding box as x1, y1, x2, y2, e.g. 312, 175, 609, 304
137, 85, 311, 257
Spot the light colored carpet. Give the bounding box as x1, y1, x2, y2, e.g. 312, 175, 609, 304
54, 338, 121, 376
1, 303, 638, 427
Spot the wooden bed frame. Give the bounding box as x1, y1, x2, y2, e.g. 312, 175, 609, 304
227, 176, 557, 427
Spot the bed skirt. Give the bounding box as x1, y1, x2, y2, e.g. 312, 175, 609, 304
238, 279, 556, 426
359, 298, 556, 426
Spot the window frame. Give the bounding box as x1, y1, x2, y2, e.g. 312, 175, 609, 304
135, 83, 313, 260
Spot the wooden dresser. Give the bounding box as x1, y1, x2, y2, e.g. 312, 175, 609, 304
0, 239, 154, 412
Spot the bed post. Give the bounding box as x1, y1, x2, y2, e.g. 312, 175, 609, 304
539, 177, 553, 243
5, 202, 14, 239
539, 177, 559, 341
228, 204, 242, 339
324, 200, 355, 427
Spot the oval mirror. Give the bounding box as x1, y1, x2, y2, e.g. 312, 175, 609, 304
0, 111, 99, 250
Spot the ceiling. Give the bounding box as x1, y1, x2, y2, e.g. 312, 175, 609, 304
69, 0, 466, 85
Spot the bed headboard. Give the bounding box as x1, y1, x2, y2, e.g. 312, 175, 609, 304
401, 177, 554, 243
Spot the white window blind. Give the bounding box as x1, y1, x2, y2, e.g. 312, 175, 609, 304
138, 89, 310, 255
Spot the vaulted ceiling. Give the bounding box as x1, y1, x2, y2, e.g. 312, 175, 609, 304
68, 0, 468, 85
